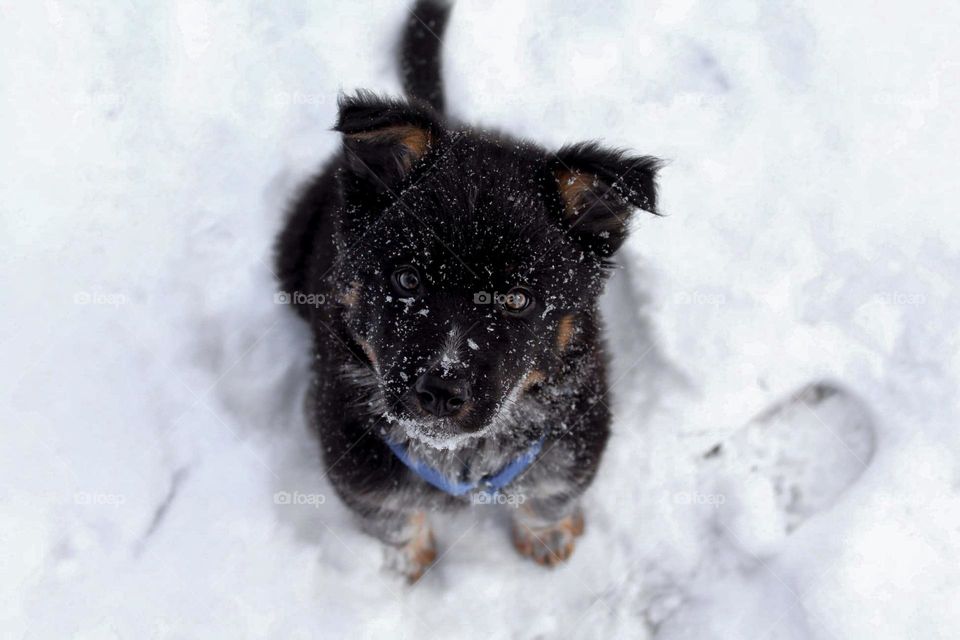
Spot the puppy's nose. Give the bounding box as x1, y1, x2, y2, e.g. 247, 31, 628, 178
414, 374, 471, 417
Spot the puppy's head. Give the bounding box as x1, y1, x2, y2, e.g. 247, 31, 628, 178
330, 92, 660, 449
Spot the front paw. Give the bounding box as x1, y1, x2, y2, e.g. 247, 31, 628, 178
384, 512, 436, 583
512, 509, 584, 567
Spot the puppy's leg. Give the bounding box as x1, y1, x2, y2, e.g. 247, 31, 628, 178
512, 497, 585, 567
360, 509, 436, 583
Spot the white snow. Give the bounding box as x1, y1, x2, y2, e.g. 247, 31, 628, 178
3, 0, 960, 638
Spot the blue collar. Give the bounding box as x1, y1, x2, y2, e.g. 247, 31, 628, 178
383, 435, 546, 497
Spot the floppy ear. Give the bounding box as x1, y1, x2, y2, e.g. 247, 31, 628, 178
334, 91, 441, 192
552, 142, 662, 257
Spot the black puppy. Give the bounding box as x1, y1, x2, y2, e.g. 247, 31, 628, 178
275, 0, 660, 581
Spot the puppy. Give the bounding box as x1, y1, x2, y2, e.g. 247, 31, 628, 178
275, 0, 661, 582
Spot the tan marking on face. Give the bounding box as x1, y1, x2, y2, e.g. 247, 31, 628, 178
340, 280, 361, 308
556, 314, 576, 352
356, 337, 378, 369
521, 369, 546, 392
350, 125, 432, 171
555, 169, 596, 219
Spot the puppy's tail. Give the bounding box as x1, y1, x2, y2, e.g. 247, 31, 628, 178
399, 0, 452, 113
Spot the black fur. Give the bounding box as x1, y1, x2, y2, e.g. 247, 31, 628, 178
275, 0, 661, 575
399, 0, 451, 112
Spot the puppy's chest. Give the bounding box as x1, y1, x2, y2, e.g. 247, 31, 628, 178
409, 439, 520, 487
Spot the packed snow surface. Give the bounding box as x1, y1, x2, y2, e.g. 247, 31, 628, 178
3, 1, 960, 638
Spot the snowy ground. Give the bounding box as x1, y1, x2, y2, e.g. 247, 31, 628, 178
3, 0, 960, 638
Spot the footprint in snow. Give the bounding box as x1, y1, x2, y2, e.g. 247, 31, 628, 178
701, 382, 876, 547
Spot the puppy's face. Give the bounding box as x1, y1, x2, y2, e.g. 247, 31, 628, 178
330, 95, 659, 448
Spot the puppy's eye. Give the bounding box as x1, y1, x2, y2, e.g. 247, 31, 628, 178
503, 287, 533, 315
393, 266, 421, 293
